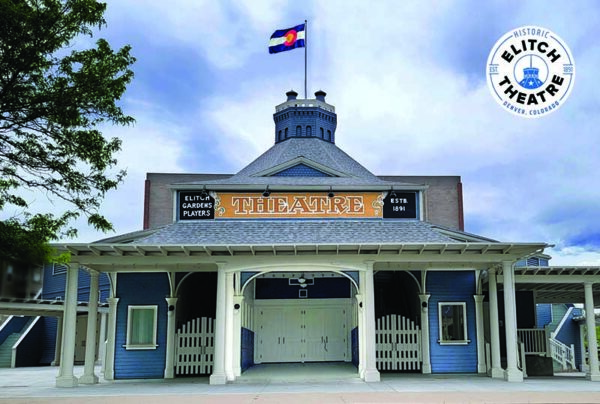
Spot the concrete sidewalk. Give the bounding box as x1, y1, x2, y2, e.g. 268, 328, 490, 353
2, 364, 600, 403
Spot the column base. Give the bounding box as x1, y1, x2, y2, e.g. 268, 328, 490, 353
421, 363, 432, 374
56, 375, 78, 387
164, 368, 174, 379
234, 366, 242, 377
209, 372, 227, 385
79, 374, 99, 385
586, 373, 600, 381
490, 367, 504, 379
477, 364, 487, 374
504, 368, 523, 382
104, 369, 114, 381
363, 368, 381, 382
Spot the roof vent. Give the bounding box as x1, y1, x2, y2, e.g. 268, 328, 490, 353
314, 90, 326, 102
286, 90, 298, 101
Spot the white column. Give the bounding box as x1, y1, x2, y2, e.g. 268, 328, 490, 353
98, 312, 107, 369
474, 294, 486, 374
488, 268, 503, 378
233, 295, 244, 377
355, 292, 365, 378
419, 294, 432, 374
210, 266, 227, 385
362, 262, 380, 382
80, 271, 100, 384
579, 322, 588, 372
56, 265, 79, 387
52, 316, 63, 366
502, 261, 523, 382
584, 282, 600, 381
164, 297, 178, 379
103, 297, 119, 380
224, 271, 235, 381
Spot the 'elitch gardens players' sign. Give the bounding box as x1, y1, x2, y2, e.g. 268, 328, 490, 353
178, 191, 418, 220
178, 191, 215, 220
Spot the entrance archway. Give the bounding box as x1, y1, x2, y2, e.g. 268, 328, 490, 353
240, 270, 359, 370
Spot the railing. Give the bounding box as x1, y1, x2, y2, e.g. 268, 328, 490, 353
549, 338, 576, 370
517, 329, 547, 355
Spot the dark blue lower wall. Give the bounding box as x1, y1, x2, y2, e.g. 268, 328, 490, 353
0, 316, 30, 345
351, 327, 359, 367
14, 317, 44, 367
428, 271, 477, 373
114, 273, 169, 379
241, 327, 254, 371
39, 317, 58, 365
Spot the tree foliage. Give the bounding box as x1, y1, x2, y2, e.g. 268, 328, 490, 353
0, 0, 135, 264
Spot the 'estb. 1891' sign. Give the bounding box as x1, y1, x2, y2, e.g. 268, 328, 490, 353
383, 192, 417, 219
178, 191, 215, 220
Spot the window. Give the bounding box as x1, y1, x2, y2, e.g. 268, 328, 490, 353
306, 126, 312, 136
296, 125, 302, 136
438, 302, 468, 344
320, 127, 324, 139
285, 127, 288, 138
52, 263, 67, 275
125, 305, 158, 349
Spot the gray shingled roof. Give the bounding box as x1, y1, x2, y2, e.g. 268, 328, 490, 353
179, 138, 419, 188
137, 219, 458, 245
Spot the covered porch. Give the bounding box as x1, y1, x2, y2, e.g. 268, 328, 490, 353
52, 239, 552, 387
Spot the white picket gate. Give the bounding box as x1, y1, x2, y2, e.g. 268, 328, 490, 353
175, 317, 215, 375
376, 314, 422, 371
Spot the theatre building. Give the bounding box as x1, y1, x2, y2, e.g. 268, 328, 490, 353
50, 90, 600, 387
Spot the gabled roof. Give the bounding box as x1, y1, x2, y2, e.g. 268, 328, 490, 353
177, 138, 421, 189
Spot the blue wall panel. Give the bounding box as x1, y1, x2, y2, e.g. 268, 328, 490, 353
427, 271, 477, 373
536, 304, 552, 328
0, 316, 30, 345
39, 317, 58, 365
555, 308, 583, 369
241, 328, 254, 371
351, 327, 359, 367
14, 317, 44, 367
41, 265, 110, 303
114, 273, 169, 379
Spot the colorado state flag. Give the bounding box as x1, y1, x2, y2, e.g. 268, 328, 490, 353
269, 23, 306, 54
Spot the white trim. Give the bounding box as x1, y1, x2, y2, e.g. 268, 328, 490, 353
124, 305, 158, 350
438, 302, 469, 344
552, 306, 574, 339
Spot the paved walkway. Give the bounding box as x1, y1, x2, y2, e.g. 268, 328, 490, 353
1, 364, 600, 403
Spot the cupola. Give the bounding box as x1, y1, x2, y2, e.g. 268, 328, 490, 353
273, 90, 337, 144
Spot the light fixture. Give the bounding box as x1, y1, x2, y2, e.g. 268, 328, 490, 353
298, 273, 308, 288
327, 186, 335, 198
201, 186, 208, 197
262, 186, 271, 197
390, 187, 397, 198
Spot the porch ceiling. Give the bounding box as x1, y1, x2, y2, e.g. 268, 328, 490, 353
495, 266, 600, 306
55, 242, 547, 272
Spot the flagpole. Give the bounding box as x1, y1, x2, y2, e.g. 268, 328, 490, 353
304, 19, 308, 99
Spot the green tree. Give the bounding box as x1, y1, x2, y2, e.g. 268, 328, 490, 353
0, 0, 135, 264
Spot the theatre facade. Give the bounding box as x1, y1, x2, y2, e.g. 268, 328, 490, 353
51, 90, 600, 387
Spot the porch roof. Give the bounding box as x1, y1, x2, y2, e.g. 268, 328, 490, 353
497, 266, 600, 305
0, 296, 108, 317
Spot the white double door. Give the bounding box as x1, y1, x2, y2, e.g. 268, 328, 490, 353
255, 299, 350, 363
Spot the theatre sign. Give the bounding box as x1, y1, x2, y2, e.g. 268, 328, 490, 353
178, 191, 419, 220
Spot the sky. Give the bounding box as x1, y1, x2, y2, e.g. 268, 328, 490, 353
28, 0, 600, 266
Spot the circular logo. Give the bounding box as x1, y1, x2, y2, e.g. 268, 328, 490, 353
284, 29, 298, 46
486, 26, 575, 118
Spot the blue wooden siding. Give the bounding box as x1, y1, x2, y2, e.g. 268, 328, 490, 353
114, 273, 169, 379
39, 317, 58, 365
536, 304, 552, 328
41, 264, 110, 302
555, 308, 583, 369
0, 315, 30, 345
14, 317, 44, 367
351, 327, 359, 367
427, 271, 477, 373
241, 328, 254, 371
